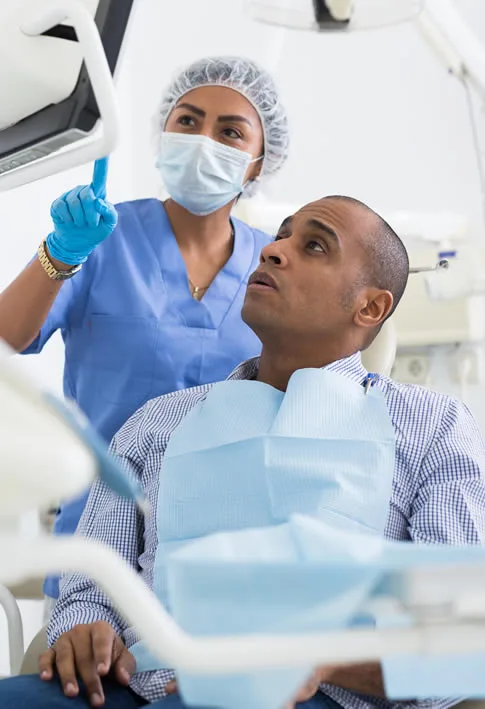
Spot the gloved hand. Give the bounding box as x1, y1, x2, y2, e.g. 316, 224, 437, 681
46, 157, 118, 266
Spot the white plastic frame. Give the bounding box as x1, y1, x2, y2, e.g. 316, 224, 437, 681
0, 0, 120, 192
2, 535, 485, 676
0, 584, 24, 676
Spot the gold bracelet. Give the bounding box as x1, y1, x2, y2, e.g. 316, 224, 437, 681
37, 241, 82, 281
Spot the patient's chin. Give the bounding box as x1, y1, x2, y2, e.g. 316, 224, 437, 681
241, 300, 268, 330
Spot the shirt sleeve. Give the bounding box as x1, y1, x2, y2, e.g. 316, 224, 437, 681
46, 402, 152, 645
410, 398, 485, 544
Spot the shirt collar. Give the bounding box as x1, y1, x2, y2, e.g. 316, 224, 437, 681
228, 351, 368, 385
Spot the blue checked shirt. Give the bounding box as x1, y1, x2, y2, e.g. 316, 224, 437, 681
48, 353, 485, 708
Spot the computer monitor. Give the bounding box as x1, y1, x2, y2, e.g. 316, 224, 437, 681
0, 0, 135, 180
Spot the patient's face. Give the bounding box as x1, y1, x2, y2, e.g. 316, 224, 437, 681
242, 198, 378, 345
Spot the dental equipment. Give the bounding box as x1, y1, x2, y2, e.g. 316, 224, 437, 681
0, 0, 135, 191
409, 258, 449, 274
245, 0, 425, 32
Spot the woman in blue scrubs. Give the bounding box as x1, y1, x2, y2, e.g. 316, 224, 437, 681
0, 55, 289, 610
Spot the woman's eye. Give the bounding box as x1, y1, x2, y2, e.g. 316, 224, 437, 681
223, 128, 242, 139
178, 115, 195, 126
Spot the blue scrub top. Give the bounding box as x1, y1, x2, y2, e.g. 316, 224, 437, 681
23, 199, 271, 598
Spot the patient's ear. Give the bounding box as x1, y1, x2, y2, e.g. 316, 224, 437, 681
354, 289, 393, 330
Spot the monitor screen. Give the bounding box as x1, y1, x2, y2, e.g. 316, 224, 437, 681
0, 0, 135, 175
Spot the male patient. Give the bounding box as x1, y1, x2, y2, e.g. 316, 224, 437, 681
2, 196, 485, 709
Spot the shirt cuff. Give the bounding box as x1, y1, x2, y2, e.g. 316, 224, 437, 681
47, 604, 125, 647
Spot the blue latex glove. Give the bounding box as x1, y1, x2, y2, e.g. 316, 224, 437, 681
46, 157, 118, 266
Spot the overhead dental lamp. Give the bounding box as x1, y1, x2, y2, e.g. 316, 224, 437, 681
246, 0, 485, 105
0, 0, 135, 191
245, 0, 425, 32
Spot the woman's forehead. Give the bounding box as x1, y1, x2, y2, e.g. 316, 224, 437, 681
175, 86, 261, 122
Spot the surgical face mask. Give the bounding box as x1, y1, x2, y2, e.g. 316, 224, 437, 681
156, 132, 261, 216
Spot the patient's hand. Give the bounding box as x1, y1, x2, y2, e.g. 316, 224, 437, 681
165, 679, 178, 695
285, 662, 385, 707
38, 620, 135, 708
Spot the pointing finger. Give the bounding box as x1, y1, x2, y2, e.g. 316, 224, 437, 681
91, 157, 109, 200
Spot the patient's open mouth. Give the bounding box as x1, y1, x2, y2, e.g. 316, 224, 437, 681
248, 271, 278, 290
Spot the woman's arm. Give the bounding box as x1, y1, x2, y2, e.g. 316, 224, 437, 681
0, 252, 72, 351
0, 157, 117, 351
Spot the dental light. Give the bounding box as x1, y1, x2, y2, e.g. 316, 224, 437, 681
245, 0, 425, 32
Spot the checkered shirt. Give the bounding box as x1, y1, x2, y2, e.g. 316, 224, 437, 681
48, 353, 485, 708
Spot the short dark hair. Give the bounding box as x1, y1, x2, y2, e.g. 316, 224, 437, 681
327, 195, 409, 319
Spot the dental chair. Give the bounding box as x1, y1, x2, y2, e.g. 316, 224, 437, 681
0, 509, 56, 676
361, 318, 396, 377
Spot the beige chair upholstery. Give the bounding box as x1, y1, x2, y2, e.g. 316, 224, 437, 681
361, 318, 397, 377
20, 627, 47, 676
6, 509, 56, 600
6, 578, 44, 601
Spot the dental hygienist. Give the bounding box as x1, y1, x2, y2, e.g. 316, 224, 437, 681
0, 55, 289, 610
